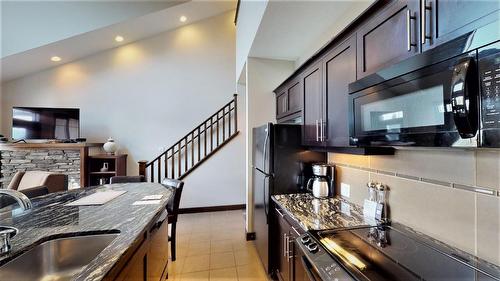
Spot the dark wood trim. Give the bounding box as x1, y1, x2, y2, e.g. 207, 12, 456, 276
179, 204, 245, 214
246, 232, 256, 241
234, 0, 241, 25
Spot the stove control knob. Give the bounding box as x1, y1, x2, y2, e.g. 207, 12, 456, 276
301, 236, 311, 244
307, 242, 318, 253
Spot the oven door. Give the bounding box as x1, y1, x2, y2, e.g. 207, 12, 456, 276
349, 51, 479, 147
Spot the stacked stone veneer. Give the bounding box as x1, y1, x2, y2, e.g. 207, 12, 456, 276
0, 149, 80, 188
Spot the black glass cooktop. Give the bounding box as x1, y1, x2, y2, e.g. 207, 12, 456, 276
313, 225, 500, 281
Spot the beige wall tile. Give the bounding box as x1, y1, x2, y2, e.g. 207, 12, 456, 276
328, 153, 370, 168
476, 194, 500, 266
476, 151, 500, 190
371, 149, 475, 186
334, 166, 369, 206
370, 173, 476, 254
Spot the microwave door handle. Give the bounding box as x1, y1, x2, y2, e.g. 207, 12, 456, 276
450, 57, 479, 139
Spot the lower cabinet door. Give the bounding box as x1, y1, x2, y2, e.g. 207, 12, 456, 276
147, 218, 169, 281
114, 239, 148, 281
277, 215, 291, 281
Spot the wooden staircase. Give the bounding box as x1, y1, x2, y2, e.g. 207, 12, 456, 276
139, 94, 239, 182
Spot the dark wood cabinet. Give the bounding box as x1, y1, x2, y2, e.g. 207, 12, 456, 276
302, 62, 325, 146
274, 206, 306, 281
88, 154, 127, 186
323, 35, 357, 147
357, 0, 420, 78
276, 210, 291, 281
147, 219, 169, 281
113, 237, 148, 281
422, 0, 500, 50
276, 79, 303, 123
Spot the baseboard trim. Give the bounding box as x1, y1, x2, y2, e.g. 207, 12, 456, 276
179, 204, 245, 214
246, 231, 256, 241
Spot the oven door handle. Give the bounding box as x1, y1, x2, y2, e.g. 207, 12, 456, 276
450, 57, 478, 139
301, 256, 319, 281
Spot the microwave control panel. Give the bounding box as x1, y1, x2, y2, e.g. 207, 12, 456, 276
479, 41, 500, 147
481, 66, 500, 129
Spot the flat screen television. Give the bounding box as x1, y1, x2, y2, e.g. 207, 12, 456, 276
12, 107, 80, 140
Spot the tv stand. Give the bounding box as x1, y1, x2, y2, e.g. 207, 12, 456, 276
0, 142, 103, 188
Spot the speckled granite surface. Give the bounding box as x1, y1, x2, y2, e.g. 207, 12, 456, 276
0, 182, 173, 281
272, 193, 376, 231
272, 193, 500, 279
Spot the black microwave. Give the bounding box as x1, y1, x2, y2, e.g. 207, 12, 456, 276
348, 30, 500, 148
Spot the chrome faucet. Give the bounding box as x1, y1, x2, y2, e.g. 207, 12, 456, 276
0, 189, 33, 211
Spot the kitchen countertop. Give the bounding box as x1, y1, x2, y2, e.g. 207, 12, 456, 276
272, 193, 376, 231
0, 182, 173, 281
272, 193, 500, 279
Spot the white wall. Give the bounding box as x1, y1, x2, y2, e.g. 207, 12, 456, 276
235, 0, 268, 81
245, 57, 294, 232
1, 1, 184, 57
1, 12, 245, 208
295, 0, 373, 68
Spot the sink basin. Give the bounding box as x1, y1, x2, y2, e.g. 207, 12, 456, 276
0, 233, 119, 281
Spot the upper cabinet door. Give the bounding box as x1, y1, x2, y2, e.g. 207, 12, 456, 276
287, 80, 302, 115
357, 0, 420, 78
422, 0, 500, 50
276, 91, 288, 119
323, 35, 357, 147
302, 62, 324, 146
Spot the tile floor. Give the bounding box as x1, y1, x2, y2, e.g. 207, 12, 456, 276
167, 210, 269, 281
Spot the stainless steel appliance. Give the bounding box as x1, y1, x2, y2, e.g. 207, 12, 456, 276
297, 223, 500, 281
252, 123, 325, 274
349, 22, 500, 148
306, 164, 335, 198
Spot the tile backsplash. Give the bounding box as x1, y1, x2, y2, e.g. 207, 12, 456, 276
328, 149, 500, 266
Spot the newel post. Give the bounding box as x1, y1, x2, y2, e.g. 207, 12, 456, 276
138, 160, 147, 179
233, 93, 238, 132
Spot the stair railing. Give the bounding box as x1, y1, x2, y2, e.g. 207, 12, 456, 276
139, 94, 238, 182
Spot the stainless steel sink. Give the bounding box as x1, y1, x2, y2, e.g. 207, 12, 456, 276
0, 233, 119, 281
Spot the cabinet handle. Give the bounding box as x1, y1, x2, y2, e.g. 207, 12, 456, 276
406, 9, 416, 51
421, 0, 432, 44
320, 118, 324, 142
283, 233, 287, 257
275, 208, 285, 217
315, 120, 319, 141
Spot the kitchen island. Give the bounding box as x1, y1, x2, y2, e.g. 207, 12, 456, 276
0, 182, 173, 281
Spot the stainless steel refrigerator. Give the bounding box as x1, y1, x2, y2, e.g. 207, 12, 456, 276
252, 123, 325, 274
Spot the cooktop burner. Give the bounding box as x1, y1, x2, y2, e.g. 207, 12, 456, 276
298, 223, 500, 281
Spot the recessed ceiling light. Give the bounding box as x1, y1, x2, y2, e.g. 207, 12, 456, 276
115, 35, 124, 42
179, 16, 187, 22
51, 56, 61, 62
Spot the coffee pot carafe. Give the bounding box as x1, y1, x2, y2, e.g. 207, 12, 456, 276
306, 164, 335, 198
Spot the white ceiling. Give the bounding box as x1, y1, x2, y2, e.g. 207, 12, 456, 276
249, 0, 373, 64
1, 0, 236, 83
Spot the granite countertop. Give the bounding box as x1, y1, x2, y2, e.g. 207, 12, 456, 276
272, 193, 376, 231
0, 182, 173, 281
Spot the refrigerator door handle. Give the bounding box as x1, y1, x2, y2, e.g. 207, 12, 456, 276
263, 175, 269, 223
263, 125, 270, 173
255, 167, 274, 178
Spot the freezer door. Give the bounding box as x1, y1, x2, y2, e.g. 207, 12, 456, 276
252, 123, 272, 173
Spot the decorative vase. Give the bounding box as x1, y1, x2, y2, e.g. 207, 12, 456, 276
100, 162, 109, 172
103, 138, 118, 155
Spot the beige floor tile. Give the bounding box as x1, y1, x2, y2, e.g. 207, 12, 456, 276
209, 267, 238, 281
191, 232, 212, 242
168, 258, 185, 275
236, 263, 268, 281
178, 270, 210, 281
187, 242, 211, 256
211, 240, 234, 253
234, 249, 258, 266
210, 252, 236, 269
183, 254, 210, 273
232, 240, 253, 251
